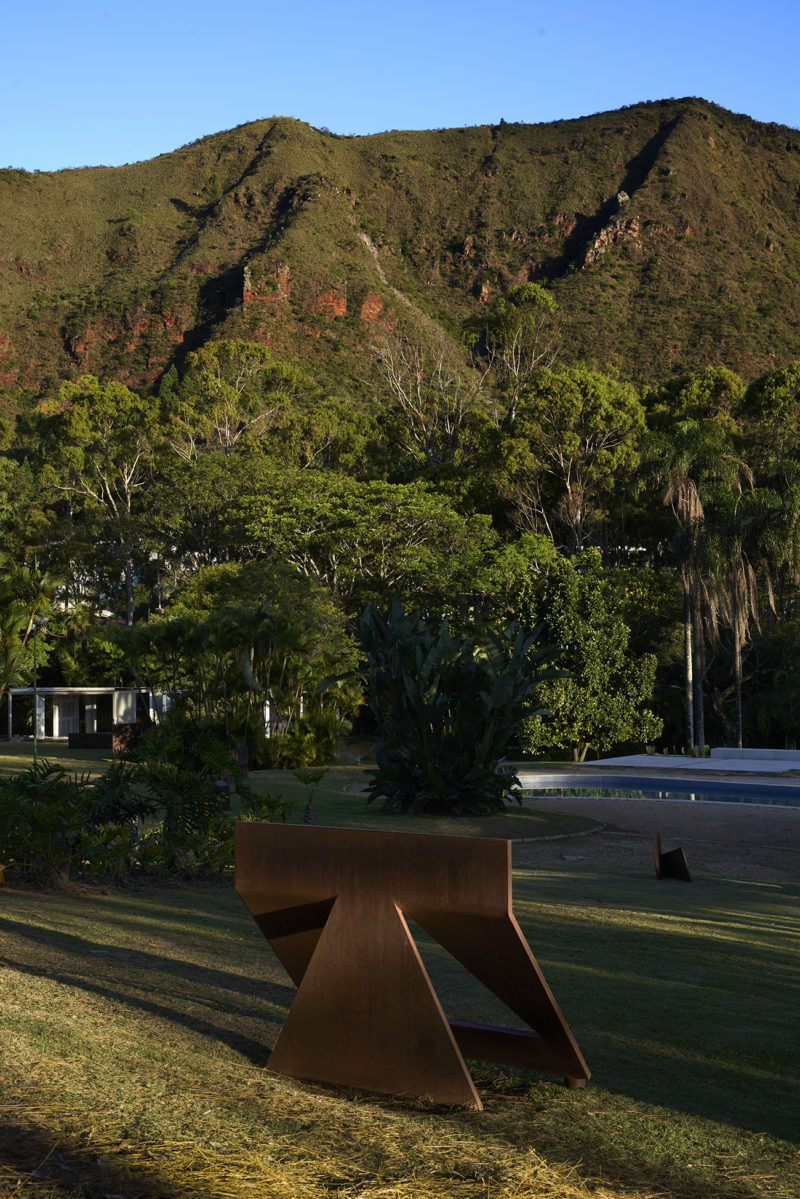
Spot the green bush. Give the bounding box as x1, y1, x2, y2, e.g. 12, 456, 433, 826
126, 709, 237, 876
357, 598, 559, 815
0, 716, 300, 886
0, 760, 151, 885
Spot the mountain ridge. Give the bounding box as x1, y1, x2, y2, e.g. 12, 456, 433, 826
2, 97, 800, 408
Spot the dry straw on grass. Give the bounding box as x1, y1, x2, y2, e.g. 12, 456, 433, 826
0, 1100, 671, 1199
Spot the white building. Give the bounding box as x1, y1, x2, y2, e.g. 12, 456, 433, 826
5, 687, 161, 741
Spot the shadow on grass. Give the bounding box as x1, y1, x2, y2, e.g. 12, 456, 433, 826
504, 867, 800, 1142
0, 1116, 223, 1199
3, 870, 799, 1199
0, 912, 288, 1064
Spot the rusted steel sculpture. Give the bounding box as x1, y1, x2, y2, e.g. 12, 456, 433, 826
235, 823, 590, 1109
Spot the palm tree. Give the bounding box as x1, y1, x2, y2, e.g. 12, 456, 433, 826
0, 557, 60, 705
641, 416, 752, 751
703, 489, 775, 747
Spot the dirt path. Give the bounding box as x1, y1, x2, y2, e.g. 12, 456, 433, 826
516, 796, 800, 881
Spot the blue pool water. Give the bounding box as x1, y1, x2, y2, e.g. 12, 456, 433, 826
518, 771, 800, 808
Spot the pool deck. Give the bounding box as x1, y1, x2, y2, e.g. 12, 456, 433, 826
515, 752, 800, 875
583, 752, 800, 775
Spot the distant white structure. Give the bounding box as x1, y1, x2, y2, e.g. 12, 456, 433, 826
5, 686, 160, 740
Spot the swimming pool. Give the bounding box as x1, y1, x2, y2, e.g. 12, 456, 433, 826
517, 771, 800, 808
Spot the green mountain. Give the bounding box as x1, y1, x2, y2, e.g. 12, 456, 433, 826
2, 96, 800, 408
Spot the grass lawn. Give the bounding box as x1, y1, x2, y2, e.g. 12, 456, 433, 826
2, 742, 798, 1197
2, 861, 799, 1198
237, 765, 595, 840
0, 741, 112, 780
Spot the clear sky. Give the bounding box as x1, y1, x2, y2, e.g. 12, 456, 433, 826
4, 0, 799, 172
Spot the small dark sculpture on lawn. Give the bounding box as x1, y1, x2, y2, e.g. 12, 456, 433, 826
653, 827, 692, 881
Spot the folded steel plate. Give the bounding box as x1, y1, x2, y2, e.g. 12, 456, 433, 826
235, 822, 590, 1109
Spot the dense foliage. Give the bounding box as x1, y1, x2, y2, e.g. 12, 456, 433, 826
4, 312, 800, 818
357, 598, 559, 814
0, 726, 291, 885
0, 760, 155, 885
517, 551, 661, 761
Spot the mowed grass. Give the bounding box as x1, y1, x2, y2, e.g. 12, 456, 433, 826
0, 741, 112, 780
238, 764, 596, 840
2, 856, 799, 1198
1, 742, 798, 1196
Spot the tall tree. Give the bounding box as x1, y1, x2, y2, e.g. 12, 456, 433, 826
641, 367, 749, 750
373, 330, 488, 474
0, 557, 59, 704
463, 283, 560, 425
247, 471, 498, 618
743, 362, 800, 475
516, 549, 662, 761
704, 489, 773, 747
122, 565, 360, 767
39, 376, 159, 625
500, 366, 645, 552
161, 339, 310, 460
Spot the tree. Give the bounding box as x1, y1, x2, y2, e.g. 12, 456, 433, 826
641, 368, 751, 750
143, 452, 272, 593
0, 557, 60, 705
743, 362, 800, 475
121, 562, 361, 767
39, 376, 159, 625
704, 491, 765, 747
742, 362, 800, 630
161, 339, 309, 460
0, 454, 52, 563
464, 283, 560, 425
373, 330, 488, 473
247, 471, 498, 617
517, 550, 661, 761
357, 597, 559, 814
648, 366, 746, 430
500, 366, 645, 551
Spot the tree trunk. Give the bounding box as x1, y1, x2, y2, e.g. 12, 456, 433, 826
683, 580, 694, 751
733, 630, 743, 749
123, 541, 135, 626
691, 586, 705, 751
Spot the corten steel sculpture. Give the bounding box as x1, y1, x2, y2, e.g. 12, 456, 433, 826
235, 823, 590, 1109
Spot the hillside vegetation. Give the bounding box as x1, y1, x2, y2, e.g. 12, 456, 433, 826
4, 100, 800, 769
2, 97, 800, 408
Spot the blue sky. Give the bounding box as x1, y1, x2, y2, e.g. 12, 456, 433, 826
4, 0, 800, 171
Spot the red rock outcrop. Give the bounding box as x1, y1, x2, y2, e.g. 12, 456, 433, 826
309, 290, 346, 319
243, 263, 291, 302
359, 293, 385, 321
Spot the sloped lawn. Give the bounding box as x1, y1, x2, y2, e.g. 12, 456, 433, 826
1, 855, 798, 1198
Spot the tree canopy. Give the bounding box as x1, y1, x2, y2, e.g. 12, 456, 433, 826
4, 332, 800, 768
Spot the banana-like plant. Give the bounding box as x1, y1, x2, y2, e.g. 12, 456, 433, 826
357, 596, 561, 814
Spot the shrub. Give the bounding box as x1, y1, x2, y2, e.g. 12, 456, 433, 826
126, 709, 238, 876
0, 760, 151, 886
357, 598, 559, 814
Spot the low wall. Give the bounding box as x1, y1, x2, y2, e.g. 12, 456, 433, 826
710, 747, 800, 762
68, 732, 113, 749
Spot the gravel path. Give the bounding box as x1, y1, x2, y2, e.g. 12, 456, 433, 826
516, 795, 800, 881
